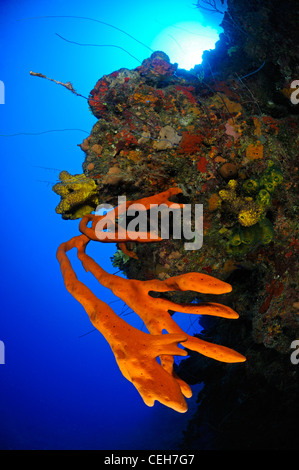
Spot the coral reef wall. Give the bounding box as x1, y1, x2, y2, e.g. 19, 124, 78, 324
53, 0, 299, 449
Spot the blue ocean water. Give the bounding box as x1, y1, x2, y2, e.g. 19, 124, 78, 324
0, 0, 222, 450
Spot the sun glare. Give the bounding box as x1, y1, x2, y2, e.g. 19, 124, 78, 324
151, 21, 220, 70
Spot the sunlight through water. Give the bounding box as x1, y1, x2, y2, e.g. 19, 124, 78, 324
151, 21, 220, 70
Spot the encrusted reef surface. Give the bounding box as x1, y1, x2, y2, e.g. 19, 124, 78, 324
53, 0, 299, 449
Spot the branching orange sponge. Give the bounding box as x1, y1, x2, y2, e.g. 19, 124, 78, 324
56, 188, 246, 412
57, 234, 190, 413
57, 241, 245, 412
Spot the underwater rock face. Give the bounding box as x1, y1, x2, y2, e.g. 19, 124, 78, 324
73, 48, 299, 357
53, 2, 299, 445
179, 0, 299, 450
